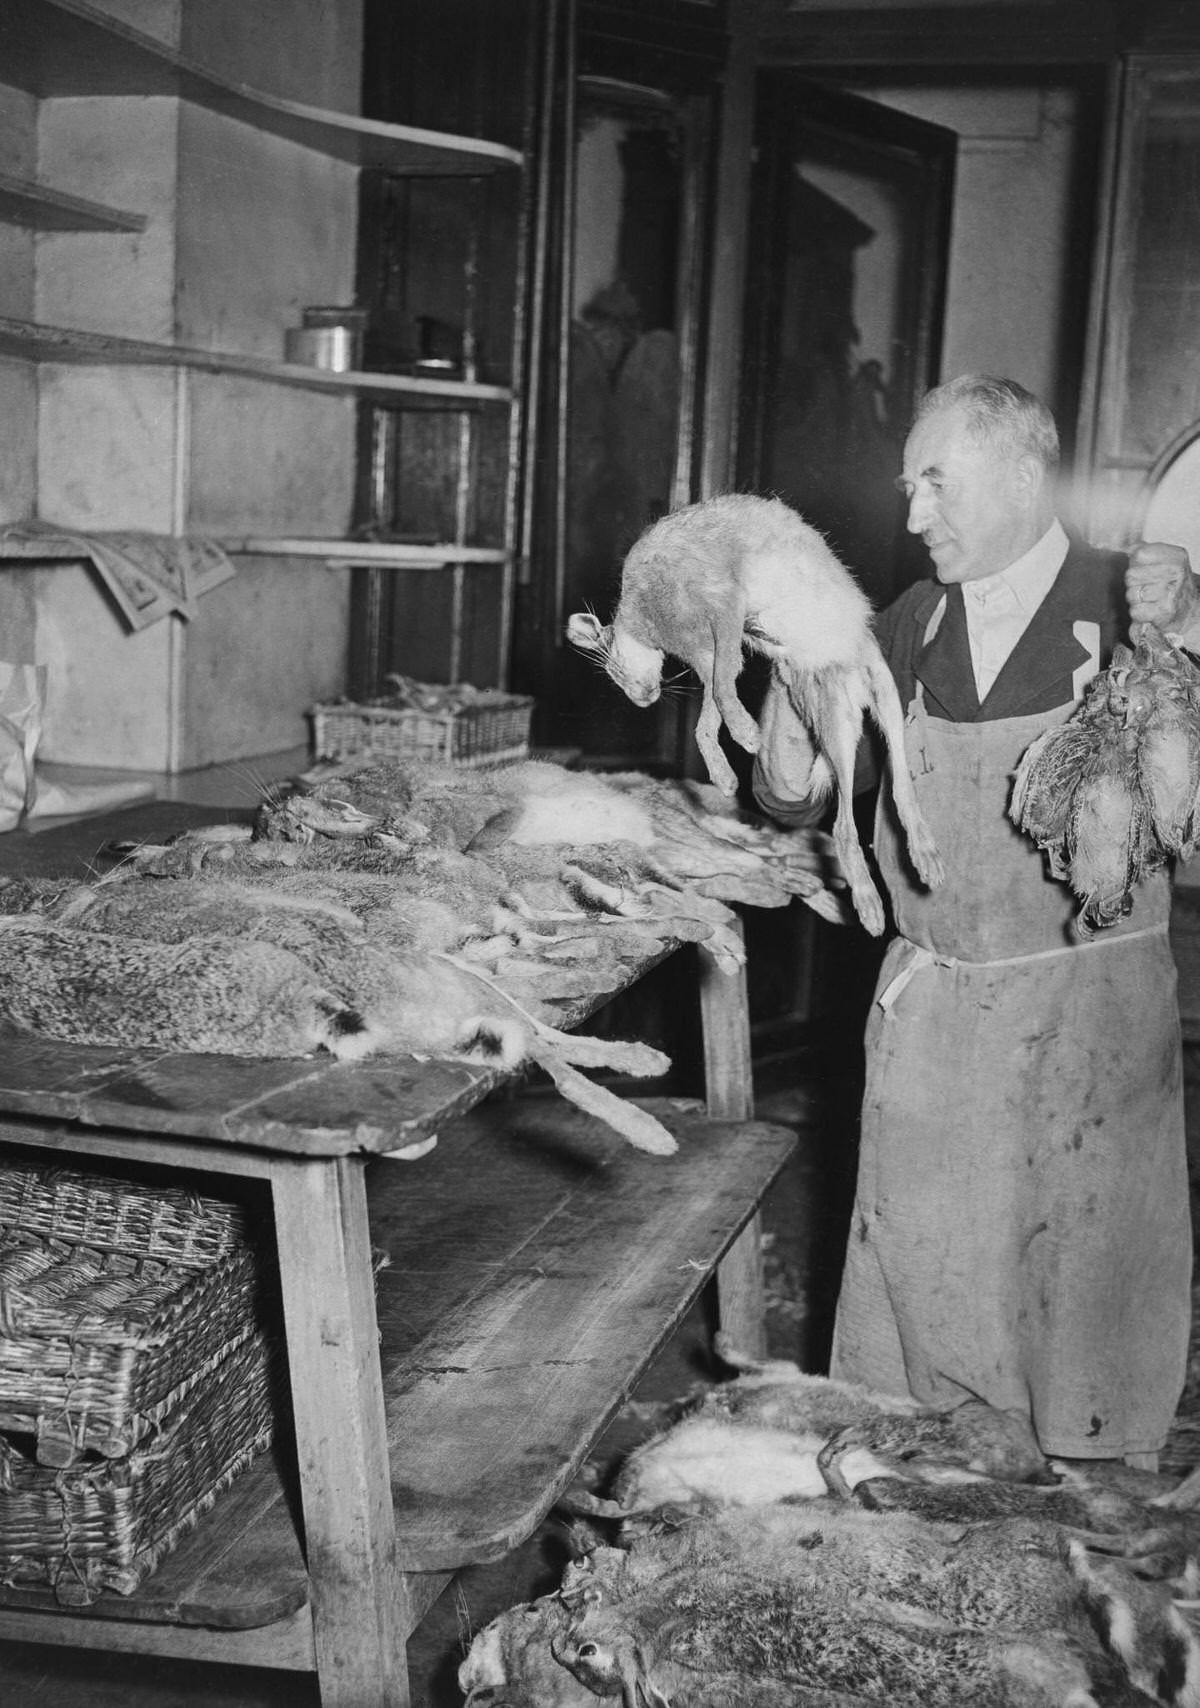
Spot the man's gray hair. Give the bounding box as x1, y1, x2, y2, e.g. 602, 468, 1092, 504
915, 374, 1061, 470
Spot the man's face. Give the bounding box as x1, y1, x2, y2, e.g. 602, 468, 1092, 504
899, 403, 1040, 584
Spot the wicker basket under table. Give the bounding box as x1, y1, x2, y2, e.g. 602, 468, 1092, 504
0, 1235, 267, 1468
0, 1163, 250, 1269
0, 1328, 275, 1605
0, 1161, 265, 1469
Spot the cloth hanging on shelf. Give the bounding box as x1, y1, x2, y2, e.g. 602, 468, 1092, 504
0, 521, 236, 631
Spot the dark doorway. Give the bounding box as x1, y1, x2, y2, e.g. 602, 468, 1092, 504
738, 75, 956, 609
734, 76, 956, 1174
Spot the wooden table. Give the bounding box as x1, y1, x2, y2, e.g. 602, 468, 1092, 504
0, 804, 798, 1706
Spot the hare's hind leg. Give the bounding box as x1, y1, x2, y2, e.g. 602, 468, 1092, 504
788, 665, 886, 937
691, 615, 758, 796
694, 682, 740, 796
709, 614, 761, 757
864, 647, 945, 890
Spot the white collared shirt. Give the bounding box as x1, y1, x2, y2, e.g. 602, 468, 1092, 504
960, 519, 1070, 700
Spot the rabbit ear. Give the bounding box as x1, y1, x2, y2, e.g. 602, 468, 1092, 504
566, 611, 608, 652
631, 1648, 669, 1708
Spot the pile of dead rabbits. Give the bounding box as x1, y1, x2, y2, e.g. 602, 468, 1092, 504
460, 1339, 1200, 1708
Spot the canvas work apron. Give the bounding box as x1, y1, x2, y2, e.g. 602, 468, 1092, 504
830, 690, 1192, 1458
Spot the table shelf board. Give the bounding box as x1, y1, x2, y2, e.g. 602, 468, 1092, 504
0, 1450, 309, 1633
369, 1095, 796, 1571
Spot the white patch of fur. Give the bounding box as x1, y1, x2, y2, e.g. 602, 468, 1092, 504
748, 541, 873, 669
1069, 1538, 1200, 1707
456, 1015, 528, 1069
319, 1011, 381, 1062
833, 1444, 907, 1492
617, 1417, 830, 1509
458, 1622, 506, 1694
1170, 1605, 1200, 1708
1154, 1464, 1200, 1510
993, 1640, 1100, 1708
499, 782, 658, 849
1095, 1589, 1138, 1670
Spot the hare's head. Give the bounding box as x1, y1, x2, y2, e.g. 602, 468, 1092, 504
567, 610, 664, 708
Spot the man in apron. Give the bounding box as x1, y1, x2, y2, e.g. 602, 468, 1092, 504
755, 374, 1197, 1466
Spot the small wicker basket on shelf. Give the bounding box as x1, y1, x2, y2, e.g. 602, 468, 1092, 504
311, 673, 534, 768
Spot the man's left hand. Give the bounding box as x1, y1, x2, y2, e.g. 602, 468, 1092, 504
1126, 540, 1200, 639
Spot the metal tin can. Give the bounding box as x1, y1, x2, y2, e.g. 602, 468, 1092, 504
285, 307, 368, 372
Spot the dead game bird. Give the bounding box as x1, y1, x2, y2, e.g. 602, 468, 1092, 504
1011, 625, 1200, 932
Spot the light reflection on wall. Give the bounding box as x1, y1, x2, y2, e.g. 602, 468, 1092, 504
1143, 439, 1200, 567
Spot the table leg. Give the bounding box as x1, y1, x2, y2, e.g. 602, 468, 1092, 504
698, 919, 768, 1359
270, 1154, 412, 1708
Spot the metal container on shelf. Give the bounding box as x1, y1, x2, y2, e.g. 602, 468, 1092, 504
284, 306, 368, 373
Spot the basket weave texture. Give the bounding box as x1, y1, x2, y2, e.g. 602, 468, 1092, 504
0, 1165, 249, 1268
0, 1159, 277, 1603
0, 1329, 275, 1604
311, 691, 534, 767
0, 1236, 265, 1464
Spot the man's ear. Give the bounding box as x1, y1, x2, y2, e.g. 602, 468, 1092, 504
1010, 454, 1046, 510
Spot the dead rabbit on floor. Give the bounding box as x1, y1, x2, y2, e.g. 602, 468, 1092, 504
471, 1348, 1200, 1706
461, 1501, 1200, 1707
567, 493, 945, 935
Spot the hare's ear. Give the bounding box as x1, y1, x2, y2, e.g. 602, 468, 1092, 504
566, 611, 608, 654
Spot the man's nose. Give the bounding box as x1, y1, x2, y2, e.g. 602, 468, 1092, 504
906, 486, 933, 534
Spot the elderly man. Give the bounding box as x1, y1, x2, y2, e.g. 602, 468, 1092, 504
756, 373, 1196, 1467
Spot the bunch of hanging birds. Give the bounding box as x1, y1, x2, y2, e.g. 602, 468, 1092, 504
1011, 624, 1200, 934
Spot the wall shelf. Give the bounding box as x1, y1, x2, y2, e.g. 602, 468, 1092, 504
0, 172, 147, 232
0, 317, 512, 404
0, 533, 511, 570
229, 539, 511, 567
0, 0, 524, 175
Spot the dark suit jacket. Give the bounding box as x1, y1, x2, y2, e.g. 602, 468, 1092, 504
877, 535, 1130, 723
751, 535, 1130, 822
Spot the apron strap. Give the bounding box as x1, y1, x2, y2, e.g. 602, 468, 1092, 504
877, 922, 1170, 1012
